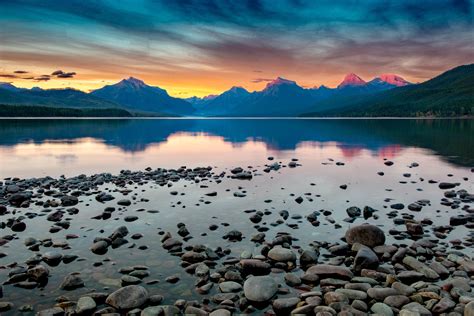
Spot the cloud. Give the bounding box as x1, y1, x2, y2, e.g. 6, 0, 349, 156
57, 72, 76, 78
251, 78, 273, 83
0, 0, 472, 89
51, 70, 64, 75
35, 75, 51, 81
0, 74, 18, 78
51, 70, 77, 78
13, 70, 28, 74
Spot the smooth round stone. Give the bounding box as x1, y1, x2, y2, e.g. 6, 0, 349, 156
121, 275, 141, 285
335, 288, 367, 300
465, 301, 474, 316
401, 302, 431, 316
75, 296, 96, 314
243, 276, 277, 302
90, 241, 109, 255
60, 274, 84, 290
384, 295, 410, 308
371, 302, 394, 316
219, 281, 242, 293
209, 309, 231, 316
267, 247, 296, 262
105, 285, 148, 310
272, 297, 300, 312
141, 306, 163, 316
345, 224, 386, 247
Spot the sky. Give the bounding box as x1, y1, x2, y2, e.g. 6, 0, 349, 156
0, 0, 473, 97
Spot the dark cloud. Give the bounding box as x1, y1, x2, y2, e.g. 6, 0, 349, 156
57, 72, 76, 78
51, 70, 64, 75
13, 70, 28, 74
51, 70, 76, 78
35, 75, 51, 81
0, 74, 18, 78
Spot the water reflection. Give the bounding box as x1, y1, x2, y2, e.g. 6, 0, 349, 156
0, 119, 472, 177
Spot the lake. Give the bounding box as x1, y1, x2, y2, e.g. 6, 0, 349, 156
0, 118, 473, 314
1, 118, 473, 178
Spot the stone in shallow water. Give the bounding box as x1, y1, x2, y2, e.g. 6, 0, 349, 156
60, 273, 84, 290
267, 246, 296, 262
354, 245, 379, 272
218, 281, 242, 293
105, 285, 148, 310
243, 276, 277, 302
345, 224, 385, 247
75, 296, 96, 314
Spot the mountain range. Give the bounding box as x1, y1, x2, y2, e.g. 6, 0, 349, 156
0, 64, 472, 117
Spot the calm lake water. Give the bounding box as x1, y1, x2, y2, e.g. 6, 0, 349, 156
0, 118, 473, 178
0, 118, 473, 313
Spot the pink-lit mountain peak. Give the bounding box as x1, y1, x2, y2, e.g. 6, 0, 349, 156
265, 77, 297, 89
378, 74, 411, 86
338, 73, 366, 88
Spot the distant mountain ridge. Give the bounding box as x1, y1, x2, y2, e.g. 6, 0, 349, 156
303, 64, 474, 117
1, 64, 471, 117
193, 73, 412, 116
91, 77, 195, 116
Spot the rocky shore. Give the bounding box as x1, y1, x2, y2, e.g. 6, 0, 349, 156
0, 160, 473, 315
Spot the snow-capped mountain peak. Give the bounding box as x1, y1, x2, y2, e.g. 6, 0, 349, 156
378, 74, 411, 86
338, 73, 366, 88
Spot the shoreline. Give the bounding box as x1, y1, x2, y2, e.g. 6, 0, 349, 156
0, 116, 473, 120
0, 161, 473, 314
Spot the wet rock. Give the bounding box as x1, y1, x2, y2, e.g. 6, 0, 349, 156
0, 302, 13, 312
42, 251, 63, 266
61, 196, 78, 206
76, 296, 96, 314
268, 246, 296, 262
383, 295, 410, 308
354, 245, 379, 272
300, 249, 318, 266
223, 230, 242, 241
439, 182, 457, 189
117, 199, 131, 206
345, 224, 385, 247
105, 285, 148, 310
402, 256, 439, 280
465, 301, 474, 316
219, 281, 242, 293
306, 264, 353, 280
371, 302, 393, 316
243, 276, 277, 302
60, 273, 84, 290
432, 297, 455, 313
90, 240, 109, 255
210, 309, 231, 316
27, 265, 49, 282
36, 307, 64, 316
240, 259, 271, 275
273, 297, 300, 313
401, 302, 431, 315
367, 287, 399, 300
284, 273, 301, 287
11, 221, 26, 232
346, 206, 361, 217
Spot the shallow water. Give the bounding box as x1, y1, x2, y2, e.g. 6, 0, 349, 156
0, 118, 473, 313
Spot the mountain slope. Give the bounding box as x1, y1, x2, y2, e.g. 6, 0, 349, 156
0, 87, 124, 109
304, 64, 474, 117
0, 104, 132, 117
91, 77, 194, 116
